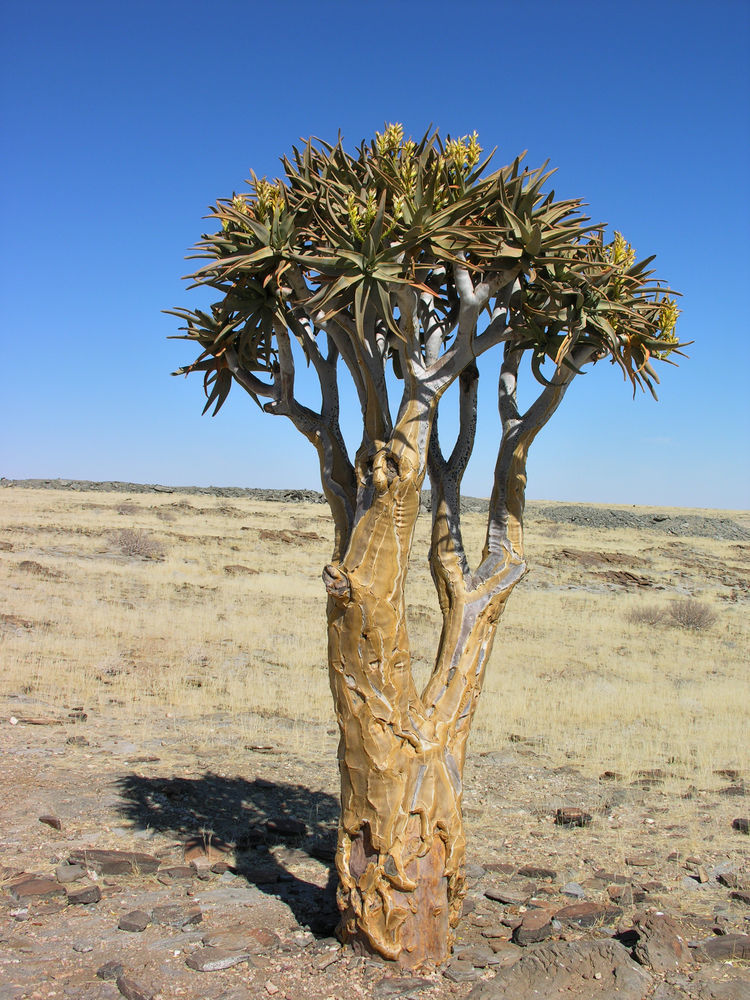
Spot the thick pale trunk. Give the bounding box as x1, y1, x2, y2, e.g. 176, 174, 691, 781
324, 452, 465, 967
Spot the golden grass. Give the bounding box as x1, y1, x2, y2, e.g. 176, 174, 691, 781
1, 487, 747, 787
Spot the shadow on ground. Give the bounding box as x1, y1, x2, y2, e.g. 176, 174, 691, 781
116, 771, 340, 934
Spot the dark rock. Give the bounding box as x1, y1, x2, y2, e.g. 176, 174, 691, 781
155, 865, 194, 884
68, 848, 160, 875
485, 940, 522, 965
66, 884, 102, 905
512, 909, 553, 946
466, 938, 652, 1000
718, 872, 740, 888
484, 863, 516, 875
555, 900, 622, 927
66, 734, 89, 746
456, 944, 496, 967
116, 977, 154, 1000
633, 912, 691, 972
626, 854, 655, 867
10, 877, 66, 901
554, 808, 592, 827
151, 902, 202, 928
694, 934, 750, 961
517, 864, 557, 880
729, 890, 750, 905
97, 960, 124, 980
485, 884, 534, 906
265, 816, 306, 836
600, 770, 624, 781
118, 909, 150, 932
443, 959, 481, 982
731, 817, 749, 834
204, 925, 276, 956
718, 784, 746, 797
39, 813, 62, 830
185, 947, 253, 972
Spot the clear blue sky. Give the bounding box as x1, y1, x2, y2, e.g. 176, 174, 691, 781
2, 0, 748, 508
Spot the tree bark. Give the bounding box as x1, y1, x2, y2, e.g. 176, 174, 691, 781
324, 447, 466, 968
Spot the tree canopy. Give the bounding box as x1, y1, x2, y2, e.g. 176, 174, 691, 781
170, 124, 681, 559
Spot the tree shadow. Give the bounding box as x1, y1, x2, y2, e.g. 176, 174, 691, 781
115, 771, 340, 935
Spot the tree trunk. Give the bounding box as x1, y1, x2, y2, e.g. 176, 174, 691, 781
323, 452, 467, 968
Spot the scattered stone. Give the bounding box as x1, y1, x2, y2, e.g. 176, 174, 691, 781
185, 947, 253, 972
633, 912, 691, 973
456, 944, 496, 967
203, 926, 280, 953
555, 900, 622, 927
718, 784, 746, 797
600, 770, 624, 781
484, 863, 516, 875
9, 877, 66, 902
517, 864, 557, 880
729, 890, 750, 905
66, 734, 89, 746
466, 862, 487, 880
485, 940, 522, 965
116, 976, 154, 1000
715, 769, 742, 780
68, 848, 160, 875
694, 934, 750, 961
466, 939, 652, 1000
72, 940, 94, 952
443, 959, 481, 982
718, 872, 740, 889
184, 835, 233, 866
155, 865, 193, 884
151, 902, 202, 928
12, 716, 63, 725
732, 817, 749, 834
485, 884, 534, 906
68, 709, 88, 722
562, 881, 585, 898
55, 862, 86, 883
265, 816, 306, 836
97, 960, 125, 980
626, 854, 655, 867
314, 950, 341, 971
39, 813, 62, 830
554, 808, 592, 827
512, 908, 553, 946
118, 909, 150, 932
372, 976, 432, 998
66, 883, 102, 905
608, 884, 647, 905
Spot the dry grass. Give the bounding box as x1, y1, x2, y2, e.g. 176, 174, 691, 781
1, 488, 748, 789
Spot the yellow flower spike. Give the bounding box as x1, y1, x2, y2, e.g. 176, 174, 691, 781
659, 298, 680, 339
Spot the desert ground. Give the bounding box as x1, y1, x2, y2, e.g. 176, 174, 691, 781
0, 481, 748, 1000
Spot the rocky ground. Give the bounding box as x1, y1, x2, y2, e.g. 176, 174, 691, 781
2, 479, 747, 542
1, 480, 748, 999
1, 699, 748, 1000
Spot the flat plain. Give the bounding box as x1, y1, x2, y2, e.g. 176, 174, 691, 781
0, 483, 748, 1000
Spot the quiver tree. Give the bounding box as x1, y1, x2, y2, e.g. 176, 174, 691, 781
169, 125, 681, 968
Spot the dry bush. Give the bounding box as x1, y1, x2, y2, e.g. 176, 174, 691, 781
626, 604, 667, 626
668, 598, 717, 631
112, 528, 165, 560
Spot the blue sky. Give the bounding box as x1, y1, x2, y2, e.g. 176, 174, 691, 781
2, 0, 748, 508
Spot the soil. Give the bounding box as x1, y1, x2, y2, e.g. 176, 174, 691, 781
1, 481, 748, 999
1, 699, 748, 1000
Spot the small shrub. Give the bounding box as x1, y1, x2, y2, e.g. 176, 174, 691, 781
625, 604, 666, 626
668, 598, 717, 631
112, 529, 165, 560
